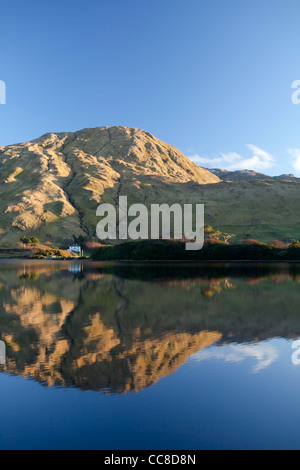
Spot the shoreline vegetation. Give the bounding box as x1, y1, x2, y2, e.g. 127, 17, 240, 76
93, 239, 300, 262
93, 225, 300, 262
2, 225, 300, 262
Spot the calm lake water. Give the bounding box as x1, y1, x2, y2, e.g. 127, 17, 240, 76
1, 260, 300, 449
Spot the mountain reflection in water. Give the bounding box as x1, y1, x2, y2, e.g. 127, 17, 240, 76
0, 260, 299, 394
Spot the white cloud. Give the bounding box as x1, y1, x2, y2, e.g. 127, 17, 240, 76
189, 144, 275, 172
288, 148, 300, 172
191, 341, 279, 373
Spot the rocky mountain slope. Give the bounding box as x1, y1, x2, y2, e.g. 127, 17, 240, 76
1, 126, 300, 247
0, 126, 219, 247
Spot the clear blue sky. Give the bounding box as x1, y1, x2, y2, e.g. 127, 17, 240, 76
1, 0, 300, 175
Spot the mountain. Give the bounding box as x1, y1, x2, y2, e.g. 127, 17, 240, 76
208, 168, 300, 182
0, 126, 219, 247
1, 126, 300, 247
199, 168, 300, 241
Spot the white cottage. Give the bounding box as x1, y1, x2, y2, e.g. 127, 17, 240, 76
68, 244, 82, 254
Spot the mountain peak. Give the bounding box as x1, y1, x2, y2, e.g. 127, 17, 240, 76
0, 126, 219, 247
208, 168, 300, 182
